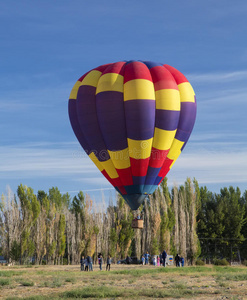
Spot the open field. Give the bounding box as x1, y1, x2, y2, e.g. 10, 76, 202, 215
0, 264, 247, 299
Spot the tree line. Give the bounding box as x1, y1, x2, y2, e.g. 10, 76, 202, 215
0, 178, 246, 265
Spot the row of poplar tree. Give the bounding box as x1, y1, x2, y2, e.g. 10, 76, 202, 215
0, 178, 247, 265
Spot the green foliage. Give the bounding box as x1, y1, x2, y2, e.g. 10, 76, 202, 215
48, 187, 70, 210
159, 213, 168, 252
213, 258, 229, 266
10, 240, 21, 262
118, 196, 125, 209
169, 236, 176, 257
71, 191, 85, 218
61, 286, 123, 299
65, 277, 76, 284
27, 240, 35, 257
39, 191, 50, 214
0, 278, 10, 286
197, 186, 246, 260
58, 214, 66, 257
158, 177, 175, 253
18, 184, 40, 223
109, 228, 118, 258
160, 177, 172, 205
118, 215, 134, 258
2, 180, 247, 267
43, 277, 63, 288
20, 280, 34, 286
49, 241, 56, 256
242, 260, 247, 266
195, 259, 205, 266
62, 193, 71, 208
0, 271, 24, 277
93, 225, 99, 235
37, 190, 47, 205
151, 237, 159, 255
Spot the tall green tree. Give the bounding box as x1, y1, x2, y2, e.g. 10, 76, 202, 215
57, 214, 66, 264
220, 187, 245, 259
71, 191, 85, 221
48, 187, 63, 210
17, 184, 40, 263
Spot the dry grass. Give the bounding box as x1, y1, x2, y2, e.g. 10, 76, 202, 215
0, 264, 247, 299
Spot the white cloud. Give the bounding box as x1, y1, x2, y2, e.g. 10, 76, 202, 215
189, 70, 247, 84
0, 142, 98, 179
168, 146, 247, 188
1, 138, 247, 192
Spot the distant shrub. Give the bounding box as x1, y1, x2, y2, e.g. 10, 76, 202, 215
0, 278, 10, 286
20, 280, 34, 286
195, 259, 205, 266
214, 258, 229, 266
65, 277, 76, 284
44, 278, 63, 288
242, 260, 247, 266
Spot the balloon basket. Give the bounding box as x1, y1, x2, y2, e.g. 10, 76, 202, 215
132, 219, 144, 229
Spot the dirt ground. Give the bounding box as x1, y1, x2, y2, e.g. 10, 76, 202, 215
0, 264, 247, 299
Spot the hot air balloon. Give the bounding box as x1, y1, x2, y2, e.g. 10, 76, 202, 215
68, 60, 196, 216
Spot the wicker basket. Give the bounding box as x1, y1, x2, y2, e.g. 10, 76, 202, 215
132, 219, 144, 229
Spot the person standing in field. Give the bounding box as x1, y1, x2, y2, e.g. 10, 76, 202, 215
144, 251, 150, 265
159, 253, 163, 266
141, 255, 145, 265
106, 255, 111, 271
157, 255, 160, 266
80, 255, 85, 271
99, 254, 103, 271
180, 256, 184, 267
87, 255, 93, 271
175, 254, 180, 267
162, 250, 167, 267
84, 257, 88, 271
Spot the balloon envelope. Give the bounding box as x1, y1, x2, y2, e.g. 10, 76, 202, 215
68, 61, 196, 210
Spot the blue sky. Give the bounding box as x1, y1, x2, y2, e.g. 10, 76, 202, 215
1, 0, 247, 203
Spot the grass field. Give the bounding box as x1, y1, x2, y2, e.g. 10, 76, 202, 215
0, 264, 247, 299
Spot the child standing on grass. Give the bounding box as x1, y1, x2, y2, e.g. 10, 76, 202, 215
180, 256, 184, 267
152, 255, 157, 266
106, 255, 111, 271
157, 255, 160, 266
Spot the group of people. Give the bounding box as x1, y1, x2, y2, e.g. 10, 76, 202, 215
141, 251, 185, 267
80, 254, 112, 271
175, 254, 184, 267
81, 251, 185, 270
80, 255, 93, 271
142, 250, 168, 266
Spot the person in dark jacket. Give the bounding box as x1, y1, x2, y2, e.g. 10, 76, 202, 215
126, 256, 132, 264
175, 254, 180, 267
106, 255, 111, 271
162, 250, 167, 267
80, 255, 85, 271
159, 253, 163, 266
99, 255, 103, 271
